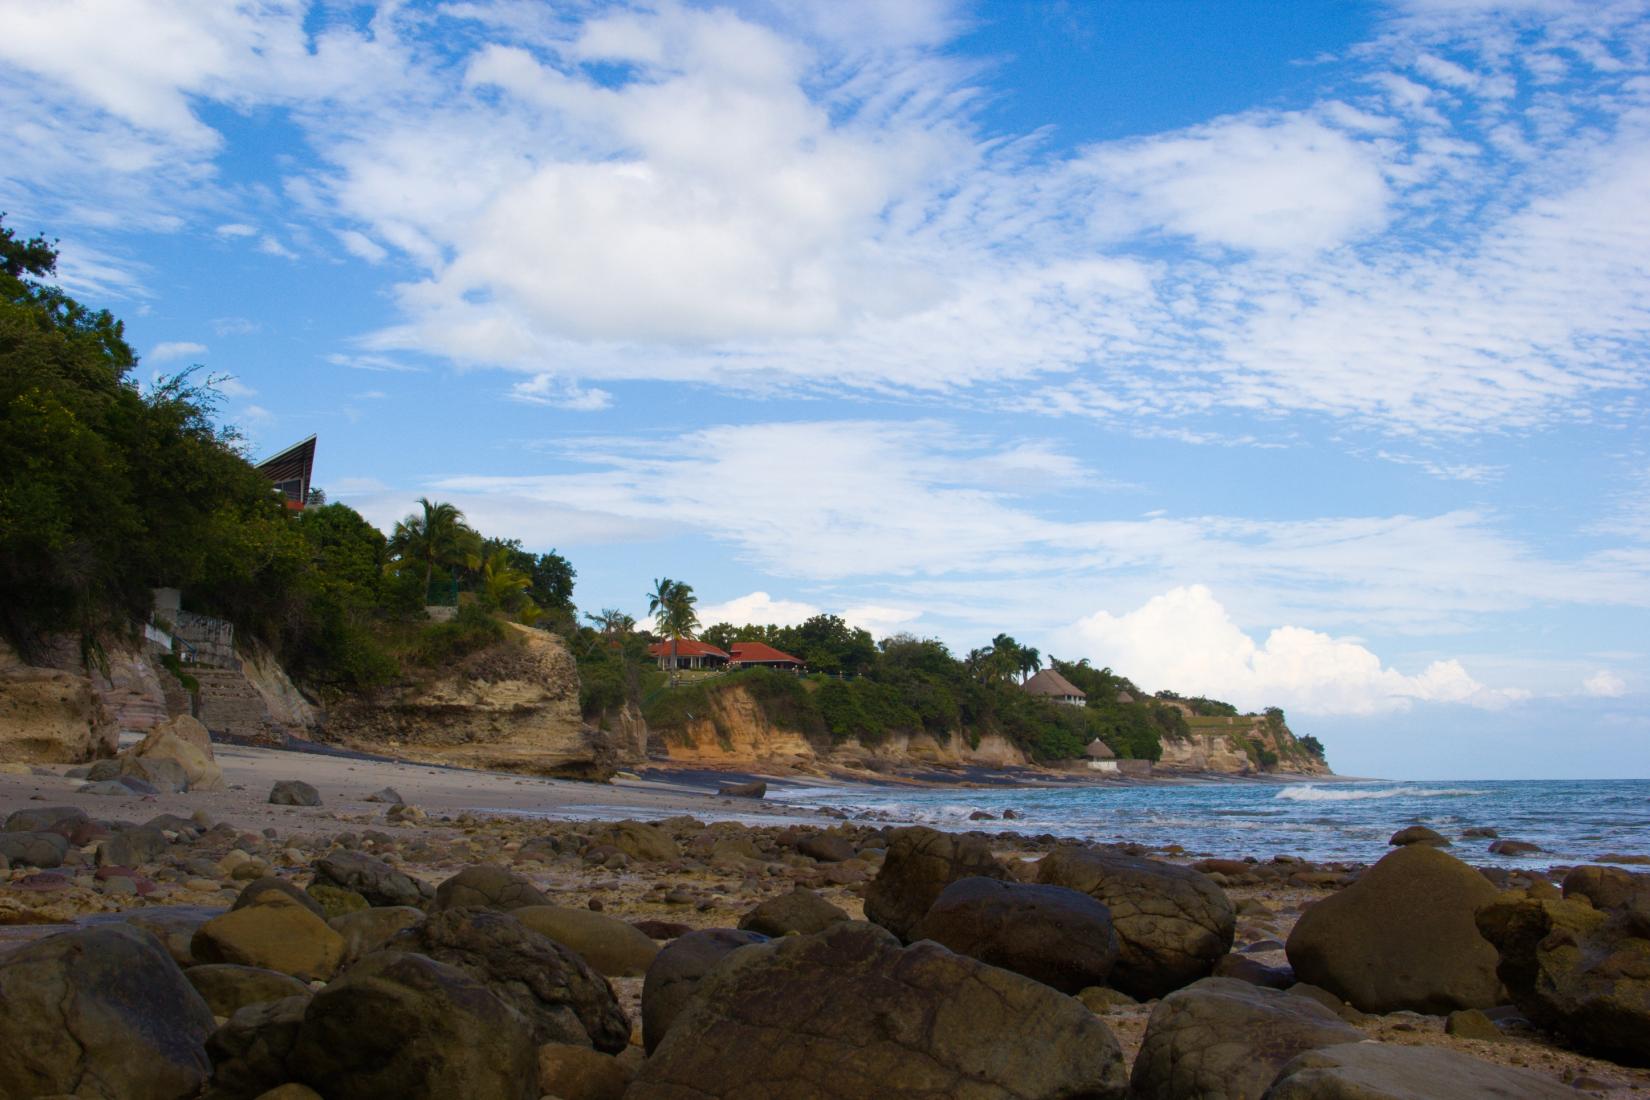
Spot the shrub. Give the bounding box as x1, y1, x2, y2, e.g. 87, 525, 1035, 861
413, 604, 505, 666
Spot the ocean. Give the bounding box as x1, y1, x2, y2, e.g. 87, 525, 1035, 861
767, 778, 1650, 869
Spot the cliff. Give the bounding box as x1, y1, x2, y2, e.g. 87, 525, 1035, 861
658, 683, 1031, 774
1157, 711, 1332, 777
323, 624, 644, 779
0, 641, 117, 763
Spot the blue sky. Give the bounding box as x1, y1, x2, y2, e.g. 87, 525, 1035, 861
3, 0, 1648, 779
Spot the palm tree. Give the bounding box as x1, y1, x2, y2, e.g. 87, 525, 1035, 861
585, 608, 635, 645
479, 546, 532, 612
387, 497, 480, 601
1019, 645, 1042, 684
647, 577, 699, 685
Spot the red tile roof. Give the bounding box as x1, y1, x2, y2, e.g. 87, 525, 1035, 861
728, 642, 804, 666
646, 639, 729, 660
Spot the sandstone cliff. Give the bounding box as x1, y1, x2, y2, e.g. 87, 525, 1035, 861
0, 641, 117, 763
324, 625, 642, 779
1157, 711, 1332, 777
658, 684, 1032, 774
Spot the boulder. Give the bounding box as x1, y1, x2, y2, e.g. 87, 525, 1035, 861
120, 752, 190, 793
717, 780, 766, 798
1489, 839, 1542, 857
864, 825, 1007, 941
99, 824, 170, 868
641, 928, 768, 1054
1037, 844, 1235, 999
434, 862, 552, 912
1388, 825, 1450, 847
4, 804, 88, 832
737, 887, 850, 938
193, 894, 345, 981
1562, 865, 1650, 911
129, 724, 223, 791
1285, 844, 1500, 1014
362, 786, 403, 804
0, 829, 70, 868
269, 780, 321, 807
306, 882, 369, 917
0, 924, 216, 1100
187, 963, 313, 1017
395, 906, 630, 1051
1476, 893, 1650, 1065
910, 876, 1118, 994
628, 921, 1128, 1100
1264, 1042, 1574, 1099
512, 904, 662, 977
1129, 977, 1360, 1100
1213, 953, 1296, 990
204, 994, 310, 1100
291, 951, 539, 1100
590, 819, 679, 862
232, 877, 327, 919
537, 1041, 634, 1100
329, 905, 426, 968
313, 848, 426, 907
796, 831, 857, 863
120, 905, 225, 968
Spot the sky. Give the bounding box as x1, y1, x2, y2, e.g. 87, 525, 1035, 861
3, 0, 1648, 780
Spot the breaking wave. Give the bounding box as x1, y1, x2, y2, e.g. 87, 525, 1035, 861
1274, 785, 1481, 803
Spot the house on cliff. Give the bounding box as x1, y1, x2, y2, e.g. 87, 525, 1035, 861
1022, 668, 1087, 707
645, 639, 729, 670
727, 642, 805, 671
1084, 738, 1119, 773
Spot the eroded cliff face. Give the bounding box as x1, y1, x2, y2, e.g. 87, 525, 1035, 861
0, 641, 118, 763
659, 685, 1031, 773
1157, 713, 1332, 777
324, 625, 640, 779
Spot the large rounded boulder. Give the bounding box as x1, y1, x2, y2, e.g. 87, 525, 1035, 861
1285, 844, 1500, 1015
864, 826, 1006, 941
627, 921, 1129, 1100
1130, 977, 1360, 1100
911, 875, 1119, 994
433, 862, 551, 912
1037, 844, 1234, 999
291, 950, 539, 1100
395, 905, 631, 1051
0, 923, 217, 1100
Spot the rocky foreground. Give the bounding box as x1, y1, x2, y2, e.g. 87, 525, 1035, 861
1, 733, 1648, 1097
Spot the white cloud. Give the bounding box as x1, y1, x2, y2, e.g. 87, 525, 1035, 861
509, 374, 613, 411
698, 591, 821, 628
1584, 669, 1629, 697
257, 235, 298, 260
211, 316, 260, 337
1080, 112, 1393, 253
147, 340, 206, 363
1058, 585, 1526, 716
215, 222, 257, 239
211, 374, 256, 398
338, 229, 387, 263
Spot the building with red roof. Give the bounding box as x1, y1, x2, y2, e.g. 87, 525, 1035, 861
727, 641, 805, 671
645, 638, 729, 670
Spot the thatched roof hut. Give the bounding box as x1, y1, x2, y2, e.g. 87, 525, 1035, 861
1084, 738, 1116, 760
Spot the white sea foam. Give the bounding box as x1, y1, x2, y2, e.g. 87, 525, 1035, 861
1274, 785, 1480, 803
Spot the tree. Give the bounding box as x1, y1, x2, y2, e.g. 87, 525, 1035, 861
529, 551, 576, 613
386, 497, 479, 601
647, 577, 699, 684
585, 608, 635, 644
478, 545, 532, 614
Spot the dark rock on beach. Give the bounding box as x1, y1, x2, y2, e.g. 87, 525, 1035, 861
864, 825, 1006, 941
187, 962, 313, 1018
1037, 844, 1234, 999
717, 780, 766, 798
1263, 1042, 1575, 1099
0, 924, 217, 1100
433, 862, 552, 912
642, 928, 768, 1054
628, 921, 1129, 1100
269, 780, 321, 806
1130, 976, 1360, 1100
0, 828, 69, 867
1286, 844, 1501, 1014
313, 848, 427, 907
512, 904, 662, 977
910, 875, 1119, 994
738, 886, 850, 938
1388, 824, 1450, 847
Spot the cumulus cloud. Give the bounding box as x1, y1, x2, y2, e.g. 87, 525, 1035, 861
147, 340, 206, 363
697, 591, 822, 629
1584, 669, 1629, 697
1058, 585, 1526, 716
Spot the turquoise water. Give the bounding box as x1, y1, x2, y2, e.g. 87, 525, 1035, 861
767, 779, 1650, 869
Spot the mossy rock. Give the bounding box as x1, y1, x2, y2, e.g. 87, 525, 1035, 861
307, 882, 370, 918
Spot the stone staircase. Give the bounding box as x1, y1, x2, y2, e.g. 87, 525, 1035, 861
192, 667, 281, 741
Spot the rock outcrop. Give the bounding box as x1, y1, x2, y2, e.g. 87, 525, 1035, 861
641, 929, 768, 1054
324, 625, 637, 778
910, 875, 1119, 994
0, 639, 117, 762
865, 826, 1007, 941
1264, 1042, 1575, 1099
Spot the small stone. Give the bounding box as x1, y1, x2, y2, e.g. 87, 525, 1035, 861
1389, 825, 1450, 847
1446, 1007, 1504, 1041
269, 780, 322, 807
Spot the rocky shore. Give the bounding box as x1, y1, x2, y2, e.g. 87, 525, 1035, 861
1, 736, 1647, 1098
